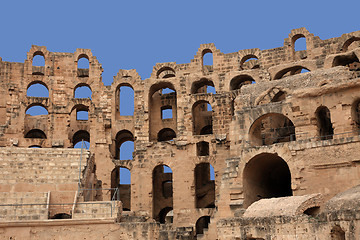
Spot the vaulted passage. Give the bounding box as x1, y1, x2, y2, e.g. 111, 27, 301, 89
243, 153, 292, 208
153, 165, 173, 223
249, 113, 295, 146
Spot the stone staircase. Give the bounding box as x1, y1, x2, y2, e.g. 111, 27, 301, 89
72, 201, 121, 219
0, 192, 49, 221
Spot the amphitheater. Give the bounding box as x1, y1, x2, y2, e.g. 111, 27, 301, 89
0, 27, 360, 239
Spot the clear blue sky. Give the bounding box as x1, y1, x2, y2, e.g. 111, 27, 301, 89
1, 0, 359, 185
1, 0, 359, 85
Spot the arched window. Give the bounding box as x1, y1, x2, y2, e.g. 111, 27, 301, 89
116, 85, 134, 116
157, 128, 176, 142
316, 106, 334, 140
25, 129, 47, 139
230, 75, 255, 91
153, 165, 173, 223
111, 167, 131, 211
332, 52, 360, 71
342, 37, 360, 52
243, 153, 292, 208
195, 163, 215, 208
156, 67, 175, 79
77, 55, 89, 77
240, 55, 260, 70
249, 113, 295, 146
149, 82, 177, 142
72, 130, 90, 149
32, 52, 45, 75
191, 78, 216, 94
192, 101, 213, 135
74, 84, 92, 99
202, 49, 213, 73
274, 66, 310, 80
115, 130, 134, 160
27, 82, 49, 97
293, 35, 307, 52
25, 105, 48, 116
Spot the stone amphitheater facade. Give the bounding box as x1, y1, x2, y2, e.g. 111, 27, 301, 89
0, 27, 360, 239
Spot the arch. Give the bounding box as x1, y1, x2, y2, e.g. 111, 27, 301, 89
157, 128, 176, 142
116, 84, 134, 116
243, 153, 292, 208
249, 113, 295, 146
195, 163, 215, 208
202, 49, 213, 73
25, 104, 48, 116
191, 78, 215, 94
274, 66, 310, 80
330, 225, 345, 240
72, 130, 90, 147
25, 129, 47, 139
197, 141, 209, 156
111, 167, 131, 211
192, 100, 213, 135
27, 81, 49, 97
29, 145, 41, 148
32, 51, 45, 75
292, 34, 307, 52
240, 55, 260, 69
156, 67, 175, 79
271, 90, 286, 102
332, 52, 360, 71
77, 54, 89, 77
351, 99, 360, 131
195, 216, 210, 236
316, 106, 334, 140
74, 84, 92, 99
115, 130, 134, 160
341, 36, 360, 52
230, 75, 255, 91
153, 164, 173, 222
149, 82, 177, 142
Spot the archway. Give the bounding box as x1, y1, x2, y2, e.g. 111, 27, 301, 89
249, 113, 295, 146
192, 100, 213, 135
316, 106, 334, 140
111, 167, 131, 211
195, 163, 215, 208
153, 164, 173, 222
243, 153, 292, 208
27, 82, 49, 97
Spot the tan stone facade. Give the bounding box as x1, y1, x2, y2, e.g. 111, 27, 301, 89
1, 27, 360, 239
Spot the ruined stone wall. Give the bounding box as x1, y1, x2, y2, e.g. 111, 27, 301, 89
1, 28, 360, 239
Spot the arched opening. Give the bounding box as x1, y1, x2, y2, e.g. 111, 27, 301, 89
330, 225, 345, 240
157, 128, 176, 142
191, 78, 216, 94
29, 145, 41, 148
32, 52, 45, 75
76, 110, 88, 121
195, 163, 215, 208
240, 55, 260, 70
271, 91, 286, 102
25, 104, 48, 116
243, 153, 292, 208
116, 85, 134, 116
111, 167, 131, 211
153, 164, 173, 223
195, 216, 211, 236
342, 37, 360, 52
72, 130, 90, 149
77, 55, 89, 77
293, 35, 307, 52
332, 52, 360, 71
274, 66, 310, 80
51, 213, 71, 219
27, 82, 49, 97
25, 129, 47, 139
157, 67, 175, 79
149, 82, 177, 142
230, 75, 255, 91
74, 84, 92, 99
197, 141, 209, 156
202, 49, 213, 73
352, 100, 360, 131
249, 113, 295, 146
115, 130, 134, 160
193, 101, 213, 135
316, 106, 334, 140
